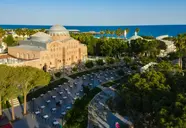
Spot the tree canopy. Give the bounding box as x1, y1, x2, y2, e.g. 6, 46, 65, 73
0, 65, 51, 118
3, 35, 17, 46
114, 64, 186, 127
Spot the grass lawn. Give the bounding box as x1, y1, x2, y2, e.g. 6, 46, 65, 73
27, 78, 68, 101
63, 87, 102, 128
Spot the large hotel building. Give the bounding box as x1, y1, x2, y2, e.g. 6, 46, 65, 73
0, 25, 87, 71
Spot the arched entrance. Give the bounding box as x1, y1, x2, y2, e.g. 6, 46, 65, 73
42, 63, 47, 72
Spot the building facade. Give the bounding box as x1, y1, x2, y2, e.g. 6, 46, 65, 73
6, 25, 87, 71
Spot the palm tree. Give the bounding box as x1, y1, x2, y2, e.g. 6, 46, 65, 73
174, 34, 186, 70
135, 28, 140, 35
100, 30, 105, 37
110, 30, 115, 38
105, 29, 110, 37
126, 28, 130, 38
15, 28, 22, 37
0, 28, 5, 40
40, 28, 46, 33
115, 28, 123, 38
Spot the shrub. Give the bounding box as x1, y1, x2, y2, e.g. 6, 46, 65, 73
106, 57, 115, 65
85, 60, 94, 68
54, 72, 61, 78
27, 78, 68, 101
72, 66, 78, 72
96, 59, 105, 66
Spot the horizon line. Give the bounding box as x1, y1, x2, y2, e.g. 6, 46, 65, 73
0, 23, 186, 27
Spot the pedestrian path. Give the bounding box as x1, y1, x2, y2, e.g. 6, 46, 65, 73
88, 84, 133, 128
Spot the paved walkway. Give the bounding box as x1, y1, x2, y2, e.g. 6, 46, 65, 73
88, 67, 133, 128
2, 66, 122, 128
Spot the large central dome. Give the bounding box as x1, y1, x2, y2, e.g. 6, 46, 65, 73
49, 24, 69, 36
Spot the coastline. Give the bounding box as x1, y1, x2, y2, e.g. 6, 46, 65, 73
0, 25, 186, 37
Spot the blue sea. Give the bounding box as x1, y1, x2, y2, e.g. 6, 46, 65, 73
0, 25, 186, 37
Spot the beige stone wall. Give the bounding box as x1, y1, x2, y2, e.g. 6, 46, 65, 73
8, 47, 40, 60
7, 59, 41, 69
6, 34, 87, 71
51, 35, 70, 41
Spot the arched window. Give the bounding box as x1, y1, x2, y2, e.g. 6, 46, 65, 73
26, 54, 29, 59
17, 53, 20, 58
21, 53, 24, 59
32, 54, 35, 59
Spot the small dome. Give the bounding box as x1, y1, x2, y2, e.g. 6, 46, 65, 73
30, 32, 52, 43
49, 24, 69, 36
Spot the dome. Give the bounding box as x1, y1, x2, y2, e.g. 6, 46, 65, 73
30, 32, 52, 43
49, 24, 69, 36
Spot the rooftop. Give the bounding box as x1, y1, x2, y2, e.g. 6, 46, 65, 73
12, 45, 45, 51
0, 54, 12, 59
30, 32, 52, 43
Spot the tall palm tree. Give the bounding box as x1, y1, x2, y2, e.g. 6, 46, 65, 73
40, 28, 46, 33
15, 28, 22, 37
135, 28, 140, 35
105, 29, 110, 37
0, 28, 5, 39
115, 28, 123, 38
126, 28, 130, 37
110, 31, 115, 38
100, 30, 105, 37
174, 34, 186, 70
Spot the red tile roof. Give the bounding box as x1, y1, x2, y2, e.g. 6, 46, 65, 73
0, 54, 11, 59
0, 123, 12, 128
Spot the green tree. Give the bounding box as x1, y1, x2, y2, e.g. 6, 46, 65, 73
174, 34, 186, 70
105, 29, 110, 36
0, 65, 9, 116
3, 66, 20, 120
16, 66, 51, 115
72, 66, 78, 72
40, 28, 46, 32
115, 28, 123, 38
0, 28, 5, 39
125, 28, 130, 39
110, 30, 115, 37
85, 60, 94, 68
135, 28, 140, 34
3, 35, 17, 46
105, 57, 115, 65
95, 59, 105, 66
15, 28, 22, 36
100, 30, 105, 37
124, 56, 132, 65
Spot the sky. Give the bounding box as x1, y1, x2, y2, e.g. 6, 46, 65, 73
0, 0, 186, 26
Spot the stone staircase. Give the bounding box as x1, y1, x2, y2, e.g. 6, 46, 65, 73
9, 98, 20, 107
